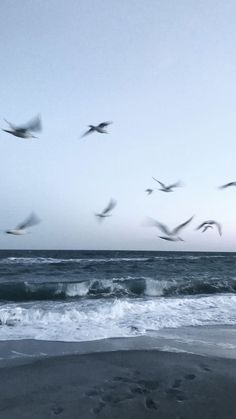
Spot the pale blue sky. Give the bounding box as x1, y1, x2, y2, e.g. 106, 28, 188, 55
1, 0, 236, 250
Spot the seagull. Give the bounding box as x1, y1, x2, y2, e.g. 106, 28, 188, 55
145, 189, 154, 195
2, 115, 42, 139
81, 121, 112, 138
196, 220, 222, 236
5, 213, 41, 235
219, 182, 236, 189
95, 199, 117, 220
152, 177, 182, 192
148, 216, 194, 241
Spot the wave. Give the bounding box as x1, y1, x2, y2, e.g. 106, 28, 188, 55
1, 254, 234, 265
1, 277, 236, 301
0, 294, 236, 341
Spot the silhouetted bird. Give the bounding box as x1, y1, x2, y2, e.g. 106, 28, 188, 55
6, 213, 41, 235
152, 178, 182, 192
81, 121, 112, 137
2, 115, 42, 139
95, 199, 117, 220
196, 220, 222, 236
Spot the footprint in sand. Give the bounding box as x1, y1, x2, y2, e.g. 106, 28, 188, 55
92, 402, 106, 414
145, 396, 159, 410
199, 364, 211, 372
184, 374, 196, 380
51, 406, 64, 415
172, 379, 182, 388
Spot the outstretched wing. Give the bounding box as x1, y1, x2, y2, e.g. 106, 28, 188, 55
102, 199, 117, 215
17, 212, 41, 230
98, 121, 112, 128
4, 119, 17, 130
173, 216, 194, 235
219, 182, 236, 189
81, 127, 94, 138
214, 221, 222, 236
152, 177, 166, 188
22, 115, 42, 132
168, 180, 182, 189
146, 217, 171, 235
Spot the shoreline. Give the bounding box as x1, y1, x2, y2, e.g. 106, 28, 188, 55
0, 348, 236, 418
1, 325, 236, 364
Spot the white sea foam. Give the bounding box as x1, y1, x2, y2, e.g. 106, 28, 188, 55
2, 256, 150, 265
0, 294, 235, 342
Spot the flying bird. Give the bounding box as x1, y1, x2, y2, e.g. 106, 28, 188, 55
147, 216, 194, 241
152, 177, 182, 192
81, 121, 112, 138
95, 199, 117, 220
5, 213, 41, 235
2, 115, 42, 139
219, 182, 236, 189
196, 220, 222, 236
145, 189, 154, 195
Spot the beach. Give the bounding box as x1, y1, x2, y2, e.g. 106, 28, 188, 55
0, 251, 236, 417
0, 341, 236, 419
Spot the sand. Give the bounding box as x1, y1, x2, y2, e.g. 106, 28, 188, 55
0, 348, 236, 418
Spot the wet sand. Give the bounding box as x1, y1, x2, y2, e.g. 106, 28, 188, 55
0, 349, 236, 418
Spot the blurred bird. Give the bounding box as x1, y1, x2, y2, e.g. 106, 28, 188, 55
2, 115, 42, 139
147, 216, 194, 241
152, 177, 182, 192
145, 189, 154, 195
95, 199, 117, 220
196, 220, 222, 236
81, 121, 112, 138
219, 182, 236, 189
6, 213, 41, 235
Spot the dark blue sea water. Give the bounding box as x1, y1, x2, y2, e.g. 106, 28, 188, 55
0, 250, 236, 341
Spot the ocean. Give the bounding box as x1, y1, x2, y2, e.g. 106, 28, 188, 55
0, 249, 236, 343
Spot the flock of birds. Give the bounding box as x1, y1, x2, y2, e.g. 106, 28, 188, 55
1, 115, 235, 241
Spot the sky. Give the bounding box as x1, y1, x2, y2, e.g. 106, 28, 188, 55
1, 0, 236, 251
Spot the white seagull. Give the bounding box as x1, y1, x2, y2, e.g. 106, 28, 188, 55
219, 182, 236, 190
196, 220, 222, 236
95, 199, 117, 221
81, 121, 112, 138
148, 216, 194, 241
2, 115, 42, 139
152, 177, 182, 192
6, 213, 41, 235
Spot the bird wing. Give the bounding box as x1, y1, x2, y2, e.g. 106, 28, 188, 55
152, 177, 166, 188
4, 119, 17, 130
168, 180, 182, 189
23, 115, 42, 132
81, 127, 94, 138
146, 218, 171, 235
196, 221, 208, 230
102, 199, 117, 215
98, 121, 112, 128
219, 182, 236, 189
17, 213, 41, 230
173, 216, 194, 235
214, 221, 222, 236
